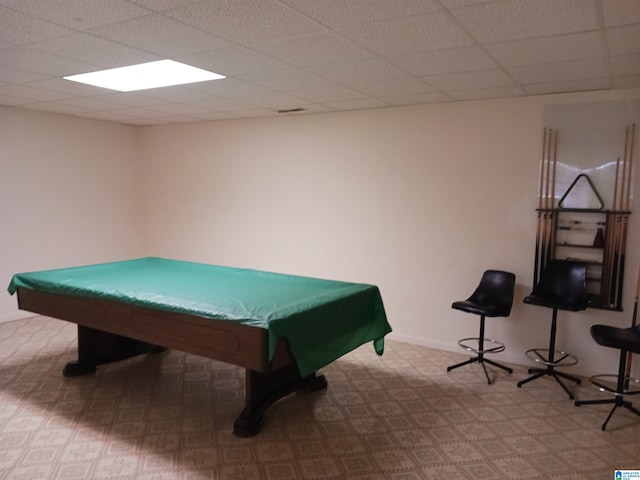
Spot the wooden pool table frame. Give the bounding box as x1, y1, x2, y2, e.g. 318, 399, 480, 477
15, 287, 327, 437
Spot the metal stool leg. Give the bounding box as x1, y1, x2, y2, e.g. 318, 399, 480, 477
447, 316, 512, 385
517, 308, 579, 399
575, 349, 640, 430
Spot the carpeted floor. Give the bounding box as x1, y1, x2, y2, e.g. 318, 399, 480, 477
0, 316, 638, 479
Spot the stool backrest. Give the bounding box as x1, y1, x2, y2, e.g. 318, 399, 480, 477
468, 270, 516, 317
533, 260, 587, 309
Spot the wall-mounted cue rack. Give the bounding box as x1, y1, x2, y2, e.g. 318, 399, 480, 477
534, 124, 635, 311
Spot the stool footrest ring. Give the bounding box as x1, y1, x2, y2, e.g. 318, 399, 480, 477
525, 348, 578, 367
457, 337, 505, 356
589, 374, 640, 396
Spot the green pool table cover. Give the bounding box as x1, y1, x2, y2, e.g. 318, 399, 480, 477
8, 257, 392, 376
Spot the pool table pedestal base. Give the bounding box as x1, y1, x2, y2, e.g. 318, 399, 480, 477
234, 367, 327, 437
62, 325, 166, 377
61, 324, 328, 437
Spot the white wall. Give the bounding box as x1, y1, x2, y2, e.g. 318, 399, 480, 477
0, 107, 143, 320
138, 89, 640, 378
2, 89, 640, 378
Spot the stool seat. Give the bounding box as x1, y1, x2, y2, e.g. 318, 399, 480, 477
523, 293, 587, 312
452, 299, 508, 317
447, 270, 515, 385
591, 324, 640, 353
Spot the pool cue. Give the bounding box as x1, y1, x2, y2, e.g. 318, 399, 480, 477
534, 128, 548, 285
624, 124, 635, 209
609, 153, 625, 306
616, 124, 635, 309
612, 127, 631, 306
547, 130, 558, 266
540, 129, 553, 280
603, 158, 620, 305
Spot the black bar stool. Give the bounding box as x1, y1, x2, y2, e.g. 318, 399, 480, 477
518, 260, 588, 399
447, 270, 516, 384
575, 324, 640, 430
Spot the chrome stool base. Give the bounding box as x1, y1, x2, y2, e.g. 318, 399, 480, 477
524, 348, 578, 367
447, 337, 513, 385
575, 373, 640, 430
588, 374, 640, 396
518, 348, 580, 400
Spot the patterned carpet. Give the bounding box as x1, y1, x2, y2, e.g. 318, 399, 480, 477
0, 316, 638, 480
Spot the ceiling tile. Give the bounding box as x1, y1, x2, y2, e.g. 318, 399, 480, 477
606, 24, 640, 56
611, 54, 640, 76
448, 85, 527, 101
74, 109, 146, 122
0, 0, 151, 30
96, 92, 168, 108
387, 46, 498, 76
185, 78, 285, 99
381, 92, 451, 105
449, 0, 599, 43
0, 84, 71, 102
136, 85, 217, 103
0, 92, 33, 106
0, 39, 15, 50
0, 64, 49, 84
24, 77, 111, 96
0, 7, 72, 45
486, 31, 606, 67
29, 33, 160, 69
190, 96, 262, 113
323, 98, 390, 111
279, 0, 440, 28
251, 32, 373, 67
602, 0, 640, 27
524, 77, 611, 95
238, 69, 335, 91
422, 69, 515, 91
308, 57, 411, 84
439, 0, 498, 7
509, 57, 610, 85
230, 89, 310, 109
149, 103, 213, 115
24, 102, 92, 114
104, 106, 172, 118
352, 77, 435, 97
289, 84, 369, 103
164, 0, 324, 44
0, 46, 98, 76
127, 0, 201, 12
191, 111, 242, 122
177, 46, 291, 77
337, 12, 474, 55
88, 14, 233, 57
50, 96, 129, 111
613, 74, 640, 89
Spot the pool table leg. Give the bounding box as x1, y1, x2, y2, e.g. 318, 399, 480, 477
233, 364, 328, 437
63, 325, 166, 377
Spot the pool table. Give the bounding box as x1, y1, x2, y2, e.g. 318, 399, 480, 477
8, 258, 391, 436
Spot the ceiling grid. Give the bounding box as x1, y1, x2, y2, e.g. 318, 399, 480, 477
0, 0, 638, 125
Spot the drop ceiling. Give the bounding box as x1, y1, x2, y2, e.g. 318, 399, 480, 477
1, 0, 639, 126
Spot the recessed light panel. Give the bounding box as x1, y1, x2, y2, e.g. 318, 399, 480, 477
64, 60, 225, 92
